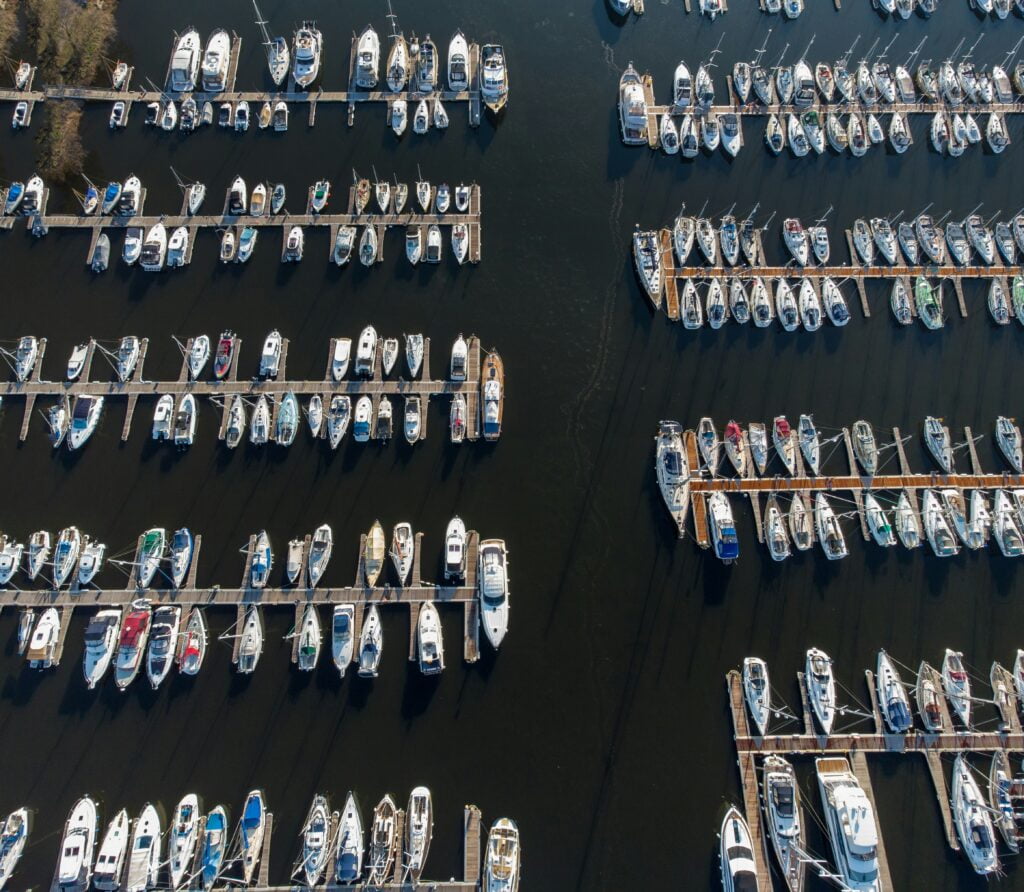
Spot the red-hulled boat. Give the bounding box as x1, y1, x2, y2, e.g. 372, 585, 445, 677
213, 330, 236, 380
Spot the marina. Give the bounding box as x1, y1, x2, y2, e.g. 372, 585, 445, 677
0, 23, 507, 131
1, 334, 501, 445
656, 416, 1024, 557
2, 521, 506, 670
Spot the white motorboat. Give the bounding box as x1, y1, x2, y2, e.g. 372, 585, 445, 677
353, 396, 372, 443
762, 756, 805, 892
293, 22, 323, 88
952, 755, 999, 875
619, 63, 649, 145
55, 797, 98, 891
26, 607, 60, 669
125, 803, 161, 892
942, 648, 972, 727
484, 818, 520, 892
173, 393, 197, 447
404, 396, 421, 444
82, 609, 120, 689
331, 605, 355, 677
742, 657, 770, 734
806, 648, 836, 734
77, 538, 105, 585
146, 604, 180, 689
114, 602, 151, 690
169, 28, 201, 92
815, 758, 881, 891
93, 809, 129, 891
719, 807, 758, 892
448, 31, 470, 91
358, 605, 383, 677
707, 492, 740, 563
479, 539, 511, 649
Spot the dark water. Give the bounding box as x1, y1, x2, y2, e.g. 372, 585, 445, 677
2, 0, 1024, 888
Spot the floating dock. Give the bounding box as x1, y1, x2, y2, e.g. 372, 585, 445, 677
3, 335, 497, 445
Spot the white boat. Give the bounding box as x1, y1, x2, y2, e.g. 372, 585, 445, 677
125, 803, 161, 892
307, 395, 323, 438
697, 417, 718, 469
996, 417, 1023, 473
805, 648, 836, 734
796, 415, 820, 475
480, 44, 509, 113
53, 526, 82, 587
479, 539, 511, 649
852, 420, 878, 475
178, 608, 207, 676
55, 797, 98, 891
405, 396, 421, 444
632, 228, 662, 305
330, 605, 355, 677
137, 527, 165, 589
239, 791, 266, 884
146, 604, 181, 688
762, 756, 805, 892
201, 29, 230, 91
412, 99, 429, 135
285, 539, 303, 585
719, 807, 758, 892
93, 809, 129, 891
426, 224, 442, 262
77, 538, 105, 585
773, 416, 797, 475
250, 396, 270, 445
386, 34, 408, 92
952, 755, 999, 875
405, 333, 424, 378
358, 605, 383, 677
82, 609, 120, 689
237, 605, 264, 673
708, 492, 739, 563
355, 25, 379, 89
619, 63, 648, 145
655, 421, 690, 537
300, 796, 330, 887
742, 657, 770, 734
417, 603, 444, 675
275, 391, 299, 446
169, 28, 201, 92
389, 522, 415, 585
942, 648, 972, 727
160, 101, 178, 131
992, 491, 1024, 557
444, 516, 468, 581
484, 818, 520, 892
173, 393, 197, 447
114, 603, 151, 690
293, 22, 323, 88
922, 489, 959, 556
139, 223, 167, 272
815, 758, 881, 892
798, 279, 821, 331
250, 530, 272, 589
776, 280, 798, 331
894, 492, 921, 549
169, 794, 200, 890
374, 395, 392, 441
782, 218, 809, 266
295, 603, 321, 671
708, 280, 727, 329
865, 494, 895, 547
453, 223, 470, 264
303, 523, 332, 588
876, 650, 912, 733
335, 793, 364, 883
26, 607, 60, 669
353, 395, 372, 443
924, 416, 953, 473
815, 494, 848, 560
327, 396, 351, 448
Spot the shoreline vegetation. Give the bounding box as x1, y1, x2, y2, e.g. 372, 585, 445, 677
25, 0, 119, 182
0, 2, 20, 60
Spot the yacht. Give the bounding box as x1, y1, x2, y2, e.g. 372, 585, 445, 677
168, 795, 200, 890
916, 663, 944, 732
77, 538, 105, 585
656, 421, 690, 536
353, 396, 372, 443
275, 391, 299, 446
300, 796, 330, 888
294, 22, 323, 88
236, 605, 264, 673
55, 797, 98, 891
776, 280, 799, 332
708, 493, 740, 563
484, 818, 521, 892
178, 608, 207, 675
952, 755, 999, 875
53, 526, 82, 587
306, 523, 332, 588
124, 803, 161, 892
782, 218, 809, 266
114, 602, 151, 690
26, 530, 50, 581
418, 603, 445, 675
82, 610, 121, 689
798, 279, 821, 331
763, 756, 805, 892
923, 490, 959, 556
924, 416, 953, 473
773, 416, 797, 476
993, 491, 1024, 557
721, 817, 762, 892
815, 758, 881, 892
822, 278, 849, 326
894, 492, 922, 549
865, 494, 895, 547
707, 279, 726, 329
187, 334, 210, 380
806, 648, 837, 734
199, 806, 228, 891
765, 498, 791, 562
945, 221, 970, 266
137, 527, 165, 589
331, 605, 355, 676
619, 64, 648, 145
697, 417, 718, 469
742, 657, 771, 734
444, 516, 468, 581
942, 648, 972, 727
915, 277, 944, 330
358, 604, 383, 677
448, 31, 469, 91
386, 34, 408, 92
749, 423, 769, 475
259, 330, 282, 378
335, 793, 364, 883
367, 796, 398, 884
93, 809, 129, 891
169, 28, 201, 92
26, 608, 60, 668
479, 539, 511, 649
996, 417, 1023, 472
250, 530, 272, 589
146, 605, 181, 688
870, 218, 898, 265
481, 44, 509, 113
876, 650, 912, 733
852, 420, 878, 476
327, 396, 351, 448
239, 791, 266, 885
815, 494, 848, 560
201, 29, 230, 92
173, 393, 197, 447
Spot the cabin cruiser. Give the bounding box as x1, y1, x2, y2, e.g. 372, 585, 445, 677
0, 537, 23, 585
294, 22, 324, 88
773, 416, 797, 475
3, 181, 25, 216
284, 226, 304, 261
114, 602, 152, 690
236, 606, 264, 673
924, 416, 953, 473
720, 114, 741, 157
448, 31, 469, 91
876, 650, 912, 733
77, 538, 105, 585
894, 493, 922, 549
173, 393, 197, 447
815, 494, 848, 560
169, 28, 201, 92
816, 758, 881, 891
708, 493, 739, 563
67, 395, 104, 450
416, 35, 439, 93
865, 494, 895, 547
763, 756, 805, 892
330, 605, 355, 677
923, 489, 959, 556
20, 175, 44, 216
480, 44, 509, 113
719, 807, 758, 892
259, 330, 282, 378
358, 605, 383, 677
374, 395, 393, 441
26, 608, 60, 668
55, 797, 98, 890
952, 755, 999, 875
479, 539, 511, 649
619, 64, 648, 145
996, 417, 1023, 472
993, 491, 1024, 557
93, 809, 129, 890
742, 657, 770, 734
943, 649, 972, 727
353, 396, 372, 443
139, 223, 168, 272
806, 648, 836, 734
146, 605, 180, 688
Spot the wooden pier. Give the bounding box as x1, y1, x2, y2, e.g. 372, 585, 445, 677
4, 335, 501, 446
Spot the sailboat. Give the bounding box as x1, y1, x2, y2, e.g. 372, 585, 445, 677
253, 1, 289, 85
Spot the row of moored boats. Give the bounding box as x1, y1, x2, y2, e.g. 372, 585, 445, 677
0, 789, 519, 891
